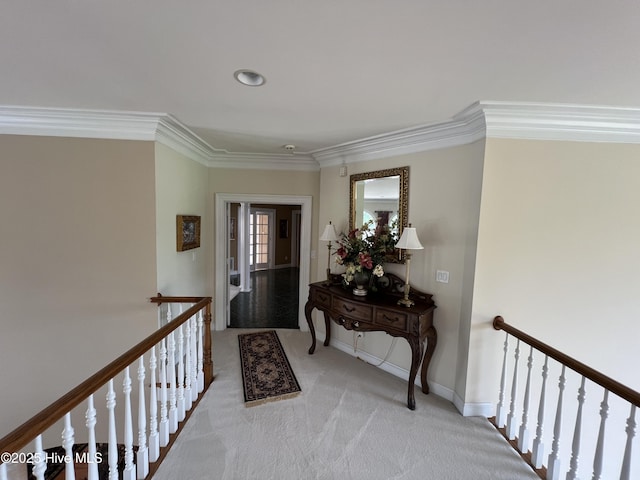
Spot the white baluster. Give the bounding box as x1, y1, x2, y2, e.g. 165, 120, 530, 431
85, 394, 99, 480
532, 355, 549, 468
177, 324, 186, 422
32, 435, 46, 480
197, 310, 204, 393
106, 379, 118, 480
567, 376, 586, 480
191, 316, 199, 401
134, 355, 149, 479
0, 462, 7, 480
591, 389, 609, 480
136, 356, 149, 479
547, 365, 566, 480
148, 345, 160, 462
518, 345, 534, 452
506, 339, 521, 440
62, 412, 76, 480
166, 303, 172, 325
159, 339, 169, 447
620, 404, 636, 480
122, 367, 135, 480
168, 331, 178, 433
184, 317, 193, 411
496, 333, 509, 428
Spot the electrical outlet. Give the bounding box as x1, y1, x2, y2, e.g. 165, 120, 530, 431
436, 270, 449, 283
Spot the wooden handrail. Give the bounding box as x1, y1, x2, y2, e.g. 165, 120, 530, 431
150, 293, 207, 304
0, 296, 212, 456
493, 315, 640, 408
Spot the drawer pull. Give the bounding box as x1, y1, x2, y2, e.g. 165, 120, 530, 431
383, 314, 399, 323
343, 305, 356, 313
338, 317, 345, 325
353, 321, 360, 328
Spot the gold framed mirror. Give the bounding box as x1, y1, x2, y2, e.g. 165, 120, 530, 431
349, 166, 409, 261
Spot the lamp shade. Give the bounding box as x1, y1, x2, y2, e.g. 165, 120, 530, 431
396, 227, 423, 250
320, 222, 338, 242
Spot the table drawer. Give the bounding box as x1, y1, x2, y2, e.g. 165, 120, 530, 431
312, 289, 332, 308
333, 298, 373, 321
375, 308, 408, 331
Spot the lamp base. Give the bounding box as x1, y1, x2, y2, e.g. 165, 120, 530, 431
323, 267, 332, 286
397, 297, 414, 307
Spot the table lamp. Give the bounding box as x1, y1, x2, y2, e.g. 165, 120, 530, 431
319, 221, 338, 284
395, 224, 423, 307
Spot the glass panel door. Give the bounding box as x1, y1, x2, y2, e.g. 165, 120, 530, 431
249, 209, 273, 271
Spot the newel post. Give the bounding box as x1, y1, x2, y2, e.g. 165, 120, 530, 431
204, 299, 214, 386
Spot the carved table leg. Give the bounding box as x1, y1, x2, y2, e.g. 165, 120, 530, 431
407, 336, 424, 410
323, 311, 331, 347
305, 300, 316, 354
420, 325, 437, 394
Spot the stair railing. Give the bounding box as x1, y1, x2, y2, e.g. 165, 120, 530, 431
492, 315, 639, 480
0, 294, 212, 480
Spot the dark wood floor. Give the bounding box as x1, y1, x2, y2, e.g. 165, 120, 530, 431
229, 267, 300, 329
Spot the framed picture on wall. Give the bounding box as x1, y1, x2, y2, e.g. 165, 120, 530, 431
177, 215, 201, 251
230, 217, 236, 240
279, 219, 288, 239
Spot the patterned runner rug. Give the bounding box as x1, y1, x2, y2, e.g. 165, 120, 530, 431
238, 330, 301, 407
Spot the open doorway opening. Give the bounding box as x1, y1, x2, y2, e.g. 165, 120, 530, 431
214, 193, 313, 332
231, 204, 300, 329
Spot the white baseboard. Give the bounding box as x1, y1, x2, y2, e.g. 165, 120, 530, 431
452, 393, 494, 417
315, 331, 494, 417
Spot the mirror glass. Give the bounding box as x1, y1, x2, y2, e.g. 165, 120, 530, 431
350, 166, 409, 261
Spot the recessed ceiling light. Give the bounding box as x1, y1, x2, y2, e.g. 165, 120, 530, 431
234, 69, 266, 87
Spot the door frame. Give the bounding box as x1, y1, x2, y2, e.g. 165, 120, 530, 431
291, 209, 301, 268
215, 193, 312, 332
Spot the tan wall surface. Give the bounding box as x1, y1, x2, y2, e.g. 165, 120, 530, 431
318, 143, 485, 398
0, 135, 158, 435
155, 143, 209, 296
469, 138, 640, 402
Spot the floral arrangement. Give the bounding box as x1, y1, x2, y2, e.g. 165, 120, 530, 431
334, 220, 398, 286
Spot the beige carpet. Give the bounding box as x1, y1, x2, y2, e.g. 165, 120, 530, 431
153, 329, 539, 480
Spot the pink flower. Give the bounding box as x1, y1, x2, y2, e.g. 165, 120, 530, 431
358, 252, 373, 270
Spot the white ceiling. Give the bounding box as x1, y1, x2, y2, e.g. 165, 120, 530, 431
2, 1, 640, 157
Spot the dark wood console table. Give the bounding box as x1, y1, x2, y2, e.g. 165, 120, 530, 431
304, 274, 437, 410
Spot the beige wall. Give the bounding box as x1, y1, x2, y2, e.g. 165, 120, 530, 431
207, 168, 321, 294
0, 135, 158, 434
155, 143, 209, 296
318, 142, 485, 399
468, 138, 640, 403
319, 137, 640, 430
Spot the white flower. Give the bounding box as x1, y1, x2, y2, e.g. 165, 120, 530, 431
373, 264, 384, 277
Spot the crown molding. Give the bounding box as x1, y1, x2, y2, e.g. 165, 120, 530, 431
156, 114, 222, 167
207, 152, 320, 171
0, 105, 320, 169
310, 112, 486, 167
311, 101, 640, 167
464, 101, 640, 144
3, 102, 640, 171
0, 105, 162, 140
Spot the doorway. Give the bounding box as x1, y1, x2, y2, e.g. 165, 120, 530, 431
214, 193, 313, 332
